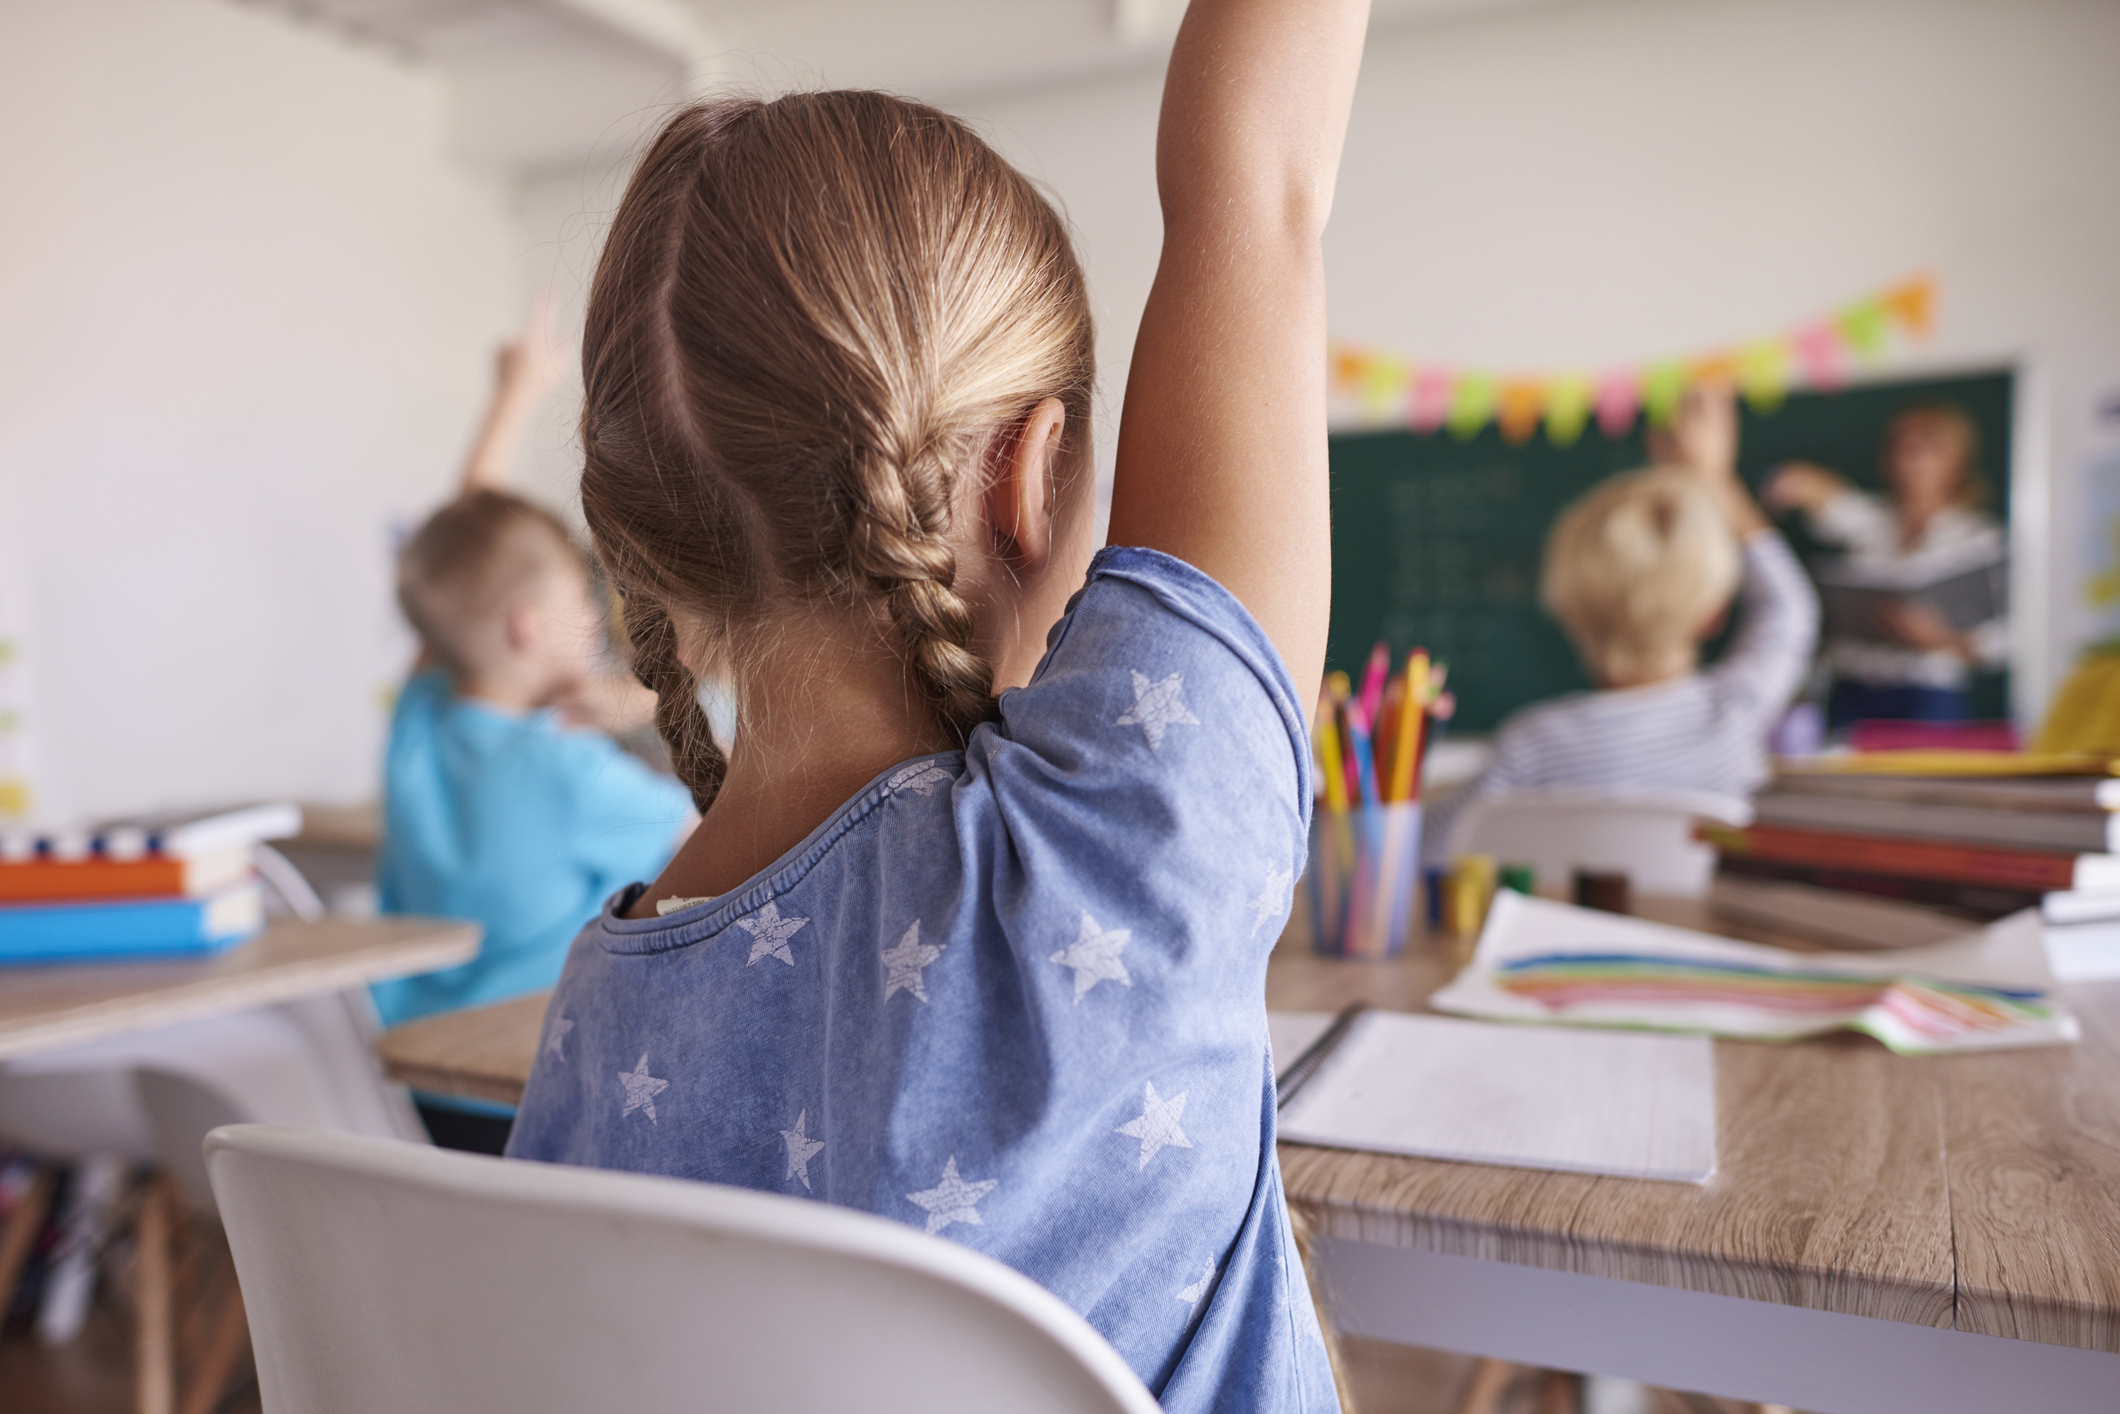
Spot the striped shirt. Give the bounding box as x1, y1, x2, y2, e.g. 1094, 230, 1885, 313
1426, 532, 1818, 860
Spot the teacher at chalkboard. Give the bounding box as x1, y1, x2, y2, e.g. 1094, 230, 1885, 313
1763, 404, 2007, 728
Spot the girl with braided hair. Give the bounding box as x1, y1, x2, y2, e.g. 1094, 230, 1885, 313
508, 3, 1367, 1406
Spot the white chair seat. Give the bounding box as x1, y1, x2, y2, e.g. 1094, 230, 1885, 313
207, 1124, 1163, 1414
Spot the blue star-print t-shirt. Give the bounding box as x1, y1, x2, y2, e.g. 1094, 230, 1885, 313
506, 547, 1337, 1413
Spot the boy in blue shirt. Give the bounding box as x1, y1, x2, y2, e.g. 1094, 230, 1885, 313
376, 332, 694, 1149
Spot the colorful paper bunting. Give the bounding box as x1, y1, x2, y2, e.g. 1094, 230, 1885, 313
1641, 360, 1685, 428
1880, 275, 1937, 339
1446, 372, 1497, 441
1410, 367, 1453, 433
1497, 379, 1546, 444
1836, 297, 1889, 358
1544, 373, 1592, 447
1736, 338, 1792, 413
1791, 319, 1844, 391
1594, 370, 1641, 439
1330, 273, 1937, 443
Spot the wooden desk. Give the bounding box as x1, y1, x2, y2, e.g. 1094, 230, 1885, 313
370, 904, 2120, 1412
375, 990, 550, 1108
0, 917, 479, 1061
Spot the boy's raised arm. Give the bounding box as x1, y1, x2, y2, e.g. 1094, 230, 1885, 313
457, 292, 562, 498
1107, 0, 1370, 707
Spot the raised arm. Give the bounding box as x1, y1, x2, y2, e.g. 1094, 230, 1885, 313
1107, 0, 1370, 704
456, 294, 563, 497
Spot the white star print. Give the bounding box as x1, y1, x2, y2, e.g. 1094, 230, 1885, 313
1178, 1258, 1218, 1312
1115, 1080, 1193, 1168
780, 1109, 825, 1191
737, 901, 809, 967
887, 762, 954, 796
1115, 669, 1200, 750
906, 1156, 997, 1235
882, 920, 945, 1002
543, 1014, 574, 1061
1049, 911, 1132, 1003
617, 1054, 669, 1123
1246, 865, 1293, 938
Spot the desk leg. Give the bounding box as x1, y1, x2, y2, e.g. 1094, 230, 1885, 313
1318, 1239, 2120, 1414
134, 1177, 174, 1414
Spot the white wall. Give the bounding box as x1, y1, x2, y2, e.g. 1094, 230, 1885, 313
958, 0, 2120, 723
8, 0, 2111, 825
0, 0, 524, 825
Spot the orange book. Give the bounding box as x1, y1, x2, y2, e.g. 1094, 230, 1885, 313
0, 849, 253, 903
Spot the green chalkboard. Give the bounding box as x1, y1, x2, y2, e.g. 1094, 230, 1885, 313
1325, 369, 2015, 731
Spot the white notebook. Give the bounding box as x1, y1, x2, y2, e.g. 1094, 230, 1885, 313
1276, 1010, 1717, 1184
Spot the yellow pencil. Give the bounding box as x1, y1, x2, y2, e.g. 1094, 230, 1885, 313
1317, 691, 1349, 814
1389, 650, 1429, 803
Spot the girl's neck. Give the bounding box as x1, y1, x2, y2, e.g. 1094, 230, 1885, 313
629, 616, 958, 914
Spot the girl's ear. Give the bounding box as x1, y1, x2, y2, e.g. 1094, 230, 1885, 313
985, 398, 1068, 575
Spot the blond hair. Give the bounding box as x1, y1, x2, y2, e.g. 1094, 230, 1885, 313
398, 490, 584, 678
578, 94, 1096, 812
1540, 467, 1740, 686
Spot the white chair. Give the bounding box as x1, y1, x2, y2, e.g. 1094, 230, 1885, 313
1449, 789, 1753, 898
206, 1124, 1163, 1414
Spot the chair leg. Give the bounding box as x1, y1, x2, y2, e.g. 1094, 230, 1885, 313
1455, 1358, 1517, 1414
180, 1280, 249, 1414
0, 1164, 56, 1310
135, 1177, 175, 1414
1538, 1370, 1582, 1414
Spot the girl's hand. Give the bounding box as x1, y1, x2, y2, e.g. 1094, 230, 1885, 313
1762, 462, 1846, 514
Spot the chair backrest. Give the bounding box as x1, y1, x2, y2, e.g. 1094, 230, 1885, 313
1449, 789, 1753, 898
206, 1124, 1162, 1414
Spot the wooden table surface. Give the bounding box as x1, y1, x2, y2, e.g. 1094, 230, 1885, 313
370, 900, 2120, 1355
0, 916, 481, 1061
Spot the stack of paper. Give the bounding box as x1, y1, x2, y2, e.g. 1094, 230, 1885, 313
1431, 890, 2078, 1054
1276, 1009, 1717, 1184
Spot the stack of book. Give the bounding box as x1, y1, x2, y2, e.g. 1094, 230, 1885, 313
0, 804, 299, 964
1700, 766, 2120, 923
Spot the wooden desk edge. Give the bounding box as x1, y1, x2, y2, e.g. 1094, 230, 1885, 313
1955, 1284, 2120, 1355
1285, 1181, 1958, 1331
382, 1060, 529, 1109
0, 921, 481, 1062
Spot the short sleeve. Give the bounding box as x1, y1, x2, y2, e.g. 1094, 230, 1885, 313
557, 731, 695, 895
969, 546, 1313, 959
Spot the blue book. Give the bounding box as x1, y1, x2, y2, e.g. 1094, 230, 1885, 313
0, 881, 264, 965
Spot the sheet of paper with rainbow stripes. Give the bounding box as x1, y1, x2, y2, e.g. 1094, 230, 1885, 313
1431, 890, 2078, 1055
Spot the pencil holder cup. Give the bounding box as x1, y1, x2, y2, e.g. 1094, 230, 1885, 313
1298, 801, 1423, 958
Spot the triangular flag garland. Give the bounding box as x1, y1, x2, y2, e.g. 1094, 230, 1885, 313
1332, 274, 1938, 445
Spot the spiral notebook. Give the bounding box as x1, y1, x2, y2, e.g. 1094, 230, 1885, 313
1274, 1007, 1718, 1184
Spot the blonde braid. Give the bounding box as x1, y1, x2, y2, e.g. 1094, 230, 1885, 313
844, 437, 997, 742
621, 596, 727, 813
